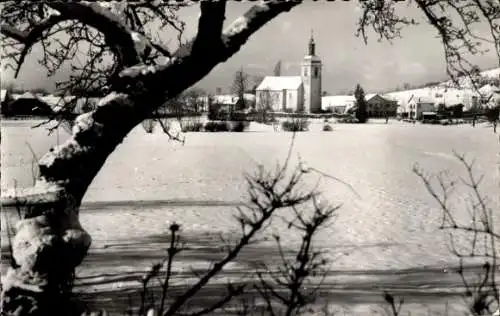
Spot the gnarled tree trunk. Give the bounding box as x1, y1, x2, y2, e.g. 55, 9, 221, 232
0, 2, 299, 315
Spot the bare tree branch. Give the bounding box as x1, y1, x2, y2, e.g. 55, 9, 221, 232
414, 152, 500, 316
356, 0, 500, 89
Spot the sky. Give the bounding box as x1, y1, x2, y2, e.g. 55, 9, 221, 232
2, 1, 499, 95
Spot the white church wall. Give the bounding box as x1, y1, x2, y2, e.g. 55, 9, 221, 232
256, 90, 283, 111
285, 89, 300, 112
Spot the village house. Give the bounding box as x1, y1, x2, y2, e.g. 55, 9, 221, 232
406, 95, 435, 120
321, 93, 398, 117
1, 91, 54, 117
256, 34, 322, 113
364, 94, 399, 117
207, 93, 255, 114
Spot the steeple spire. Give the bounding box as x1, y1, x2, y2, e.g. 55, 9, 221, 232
308, 29, 315, 56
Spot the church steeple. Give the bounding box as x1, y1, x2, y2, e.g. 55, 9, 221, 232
301, 30, 322, 113
308, 30, 315, 56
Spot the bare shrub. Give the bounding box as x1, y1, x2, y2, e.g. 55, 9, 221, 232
281, 118, 309, 132
414, 152, 499, 316
181, 118, 204, 132
322, 124, 333, 131
255, 195, 339, 316
123, 134, 321, 316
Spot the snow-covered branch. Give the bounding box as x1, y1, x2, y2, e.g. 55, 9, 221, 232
1, 14, 67, 76
0, 2, 174, 80
117, 1, 299, 96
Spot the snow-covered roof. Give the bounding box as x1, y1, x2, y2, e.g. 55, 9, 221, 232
365, 93, 397, 103
256, 76, 302, 91
212, 94, 237, 105
211, 93, 254, 105
322, 95, 355, 108
38, 95, 77, 112
242, 93, 256, 101
365, 93, 377, 100
382, 69, 499, 109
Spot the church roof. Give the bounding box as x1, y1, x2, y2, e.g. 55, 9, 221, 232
256, 76, 302, 91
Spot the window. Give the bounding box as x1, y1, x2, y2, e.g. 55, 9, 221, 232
304, 68, 308, 77
314, 67, 319, 78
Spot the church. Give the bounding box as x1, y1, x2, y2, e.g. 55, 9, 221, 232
255, 34, 322, 113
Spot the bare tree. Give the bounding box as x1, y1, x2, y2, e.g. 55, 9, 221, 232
414, 152, 499, 316
129, 146, 319, 316
256, 196, 339, 316
232, 67, 250, 111
183, 87, 207, 114
356, 0, 500, 89
0, 2, 301, 314
256, 88, 276, 124
251, 75, 265, 95
1, 0, 500, 314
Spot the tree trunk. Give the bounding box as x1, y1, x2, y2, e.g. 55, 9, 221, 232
0, 2, 300, 314
1, 94, 142, 316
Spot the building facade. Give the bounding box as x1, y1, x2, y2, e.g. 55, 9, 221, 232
321, 93, 398, 117
365, 94, 399, 118
301, 35, 322, 113
256, 34, 322, 113
407, 95, 435, 120
255, 77, 304, 112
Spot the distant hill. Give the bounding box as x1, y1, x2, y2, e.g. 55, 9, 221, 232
383, 67, 500, 111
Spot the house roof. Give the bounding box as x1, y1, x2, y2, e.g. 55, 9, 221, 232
365, 93, 398, 103
365, 93, 377, 100
38, 95, 77, 112
256, 76, 302, 91
322, 95, 355, 107
211, 93, 254, 105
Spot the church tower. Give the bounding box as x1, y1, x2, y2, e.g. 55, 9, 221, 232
300, 31, 322, 113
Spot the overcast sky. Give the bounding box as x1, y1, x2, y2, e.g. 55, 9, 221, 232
2, 1, 499, 95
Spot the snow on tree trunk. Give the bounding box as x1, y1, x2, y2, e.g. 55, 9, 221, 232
0, 3, 300, 314
1, 93, 138, 316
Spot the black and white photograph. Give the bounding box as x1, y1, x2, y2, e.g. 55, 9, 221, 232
1, 1, 500, 315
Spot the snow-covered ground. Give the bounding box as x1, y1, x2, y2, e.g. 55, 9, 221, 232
2, 119, 499, 315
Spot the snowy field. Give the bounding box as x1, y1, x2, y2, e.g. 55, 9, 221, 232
1, 119, 499, 315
